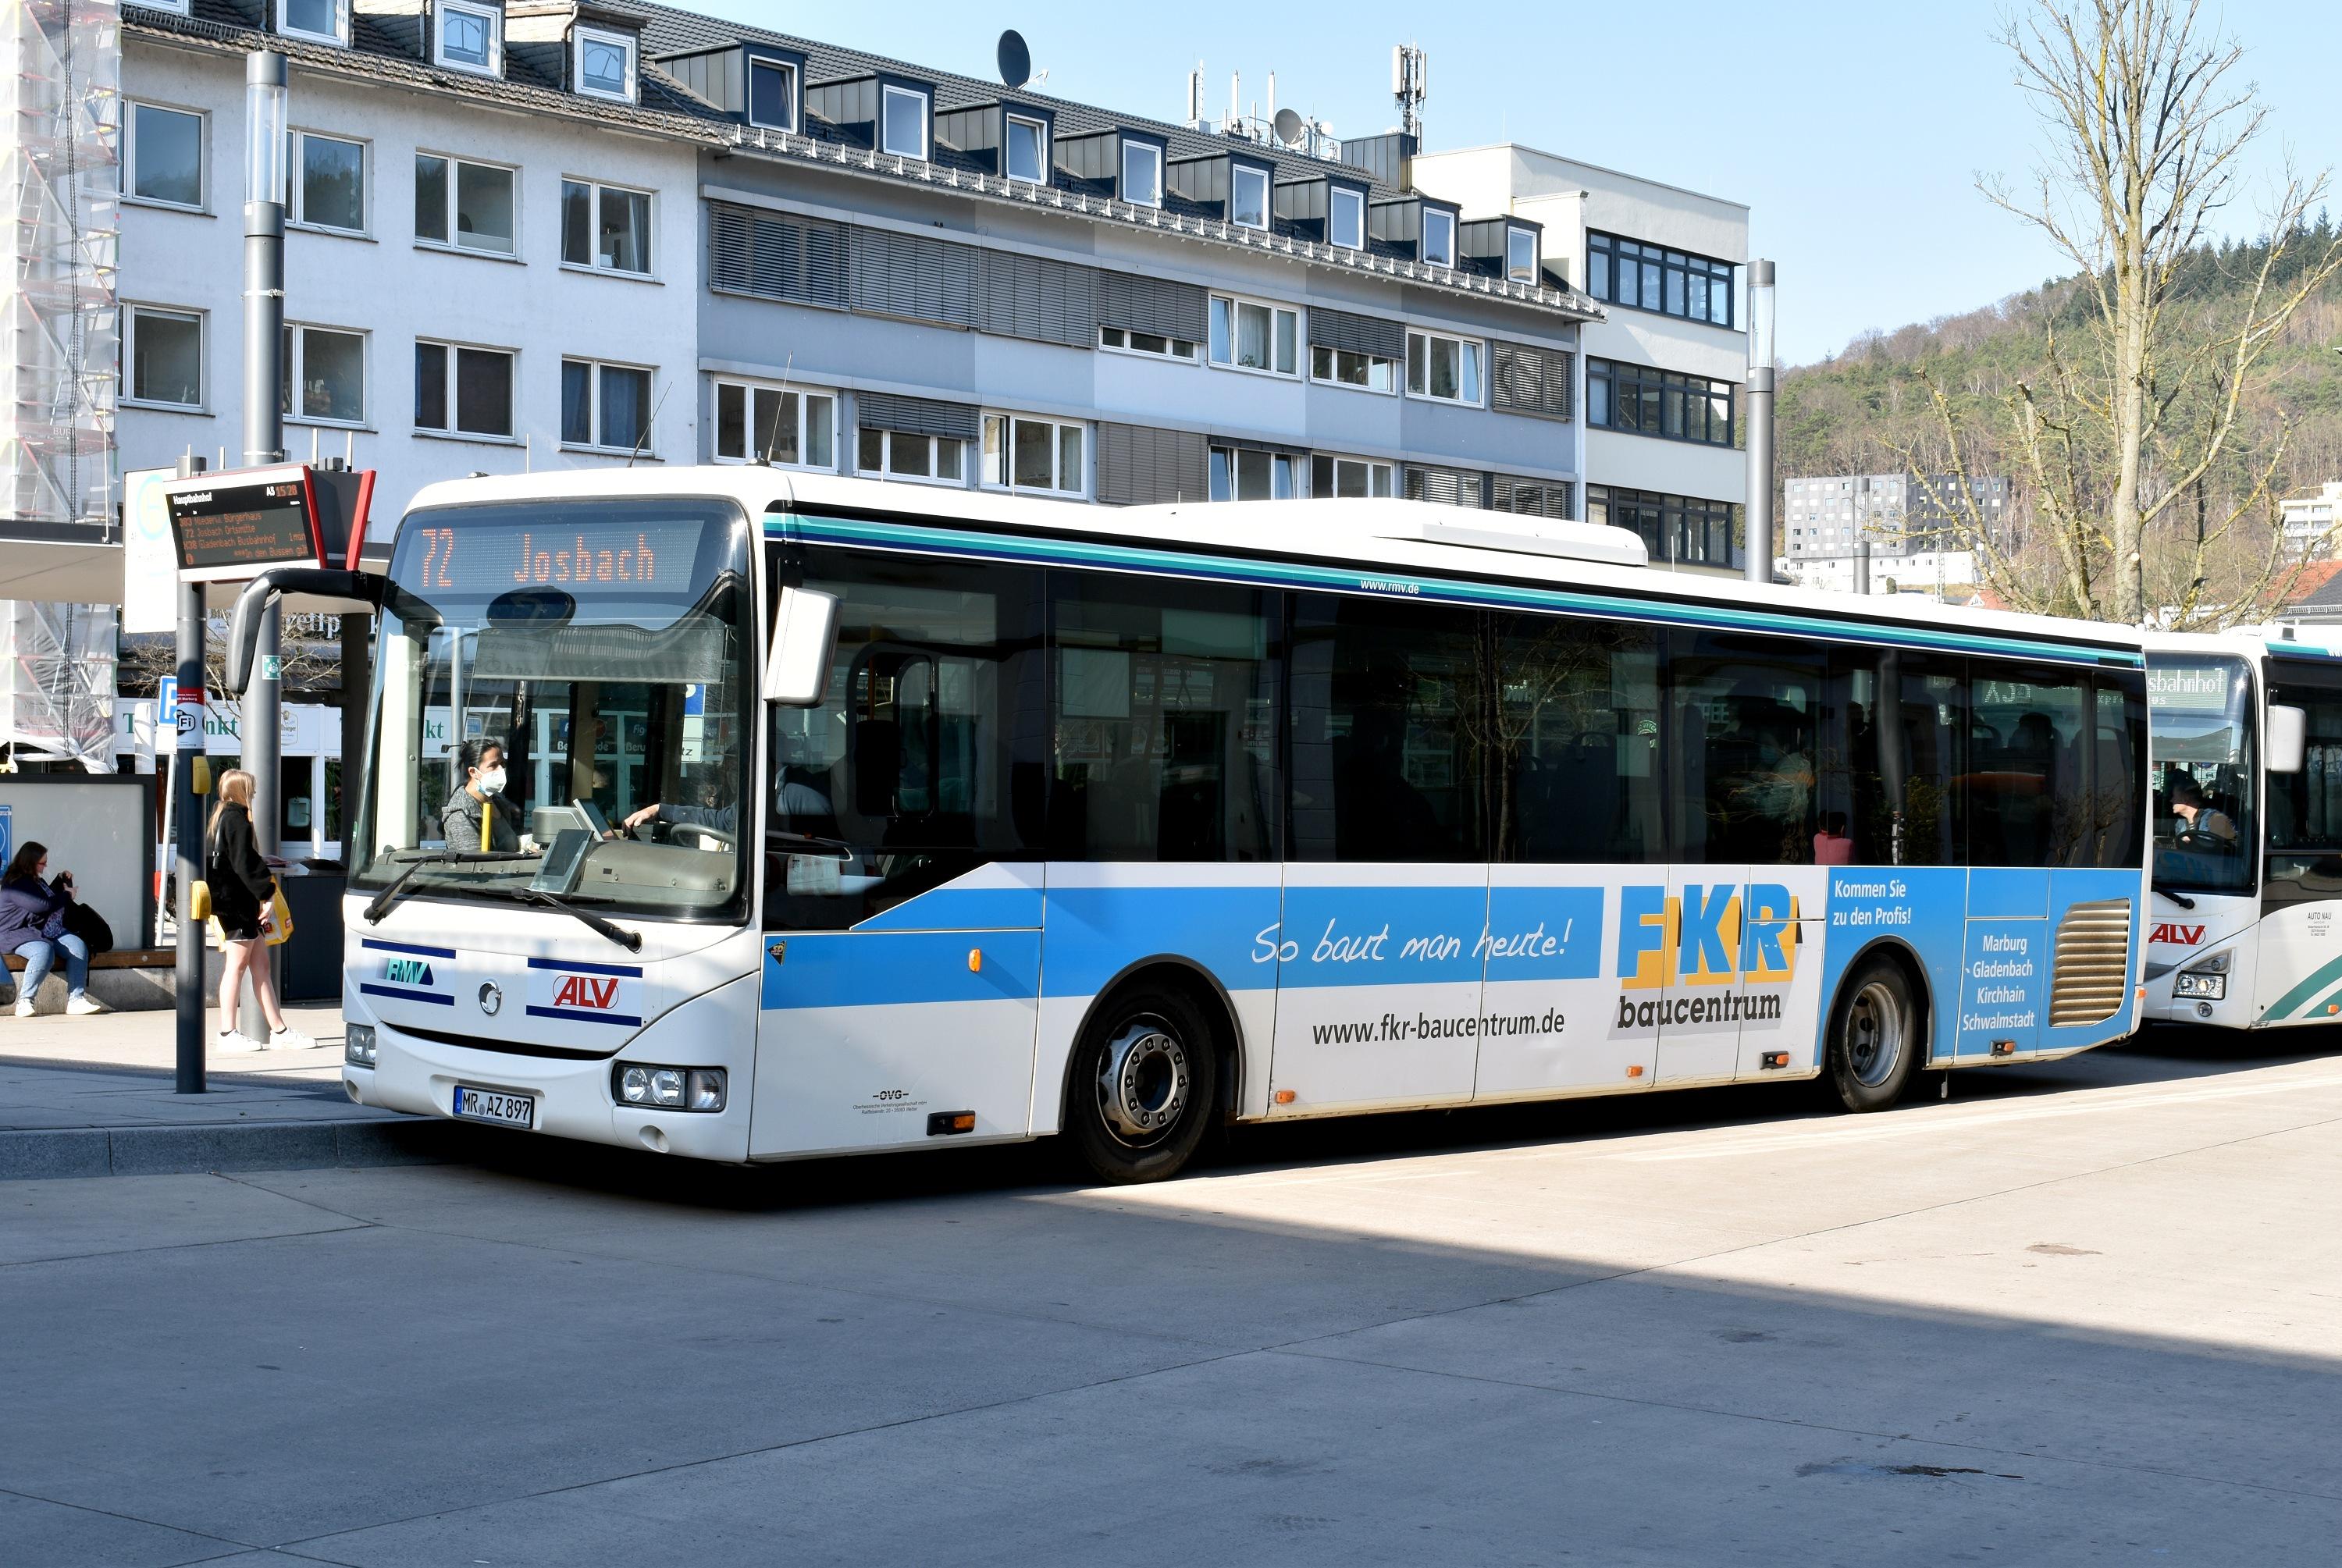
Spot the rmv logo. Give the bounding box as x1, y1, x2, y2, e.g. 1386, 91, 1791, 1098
383, 958, 435, 987
2150, 923, 2206, 946
552, 974, 621, 1012
1618, 883, 1800, 988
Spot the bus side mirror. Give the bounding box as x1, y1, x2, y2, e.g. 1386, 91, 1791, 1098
764, 587, 838, 706
2268, 704, 2307, 775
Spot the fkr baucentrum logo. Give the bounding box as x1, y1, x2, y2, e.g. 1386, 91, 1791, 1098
1613, 882, 1800, 1033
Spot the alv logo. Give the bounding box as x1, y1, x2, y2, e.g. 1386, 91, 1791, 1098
551, 973, 621, 1012
2149, 923, 2206, 947
383, 957, 435, 987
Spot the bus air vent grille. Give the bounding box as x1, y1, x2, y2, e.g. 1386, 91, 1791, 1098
2048, 898, 2132, 1027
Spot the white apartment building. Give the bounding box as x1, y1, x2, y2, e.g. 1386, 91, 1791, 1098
1412, 144, 1748, 575
2280, 482, 2342, 558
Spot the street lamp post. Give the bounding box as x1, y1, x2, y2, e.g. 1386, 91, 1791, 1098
1742, 258, 1776, 585
244, 52, 287, 862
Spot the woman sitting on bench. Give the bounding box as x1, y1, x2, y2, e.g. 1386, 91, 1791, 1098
0, 841, 106, 1017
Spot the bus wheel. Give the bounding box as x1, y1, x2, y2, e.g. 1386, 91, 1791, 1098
1828, 957, 1919, 1113
1067, 986, 1219, 1184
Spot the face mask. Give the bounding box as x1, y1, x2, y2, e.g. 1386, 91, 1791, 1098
476, 766, 507, 797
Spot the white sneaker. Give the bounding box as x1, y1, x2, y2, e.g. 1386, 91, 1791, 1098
66, 994, 109, 1016
215, 1029, 265, 1054
267, 1027, 316, 1051
12, 998, 31, 1019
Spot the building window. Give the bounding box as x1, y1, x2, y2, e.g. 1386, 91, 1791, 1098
561, 179, 651, 275
1209, 446, 1297, 501
1507, 226, 1538, 284
575, 27, 637, 102
415, 154, 515, 255
290, 130, 364, 234
1588, 485, 1742, 569
881, 84, 928, 159
714, 380, 834, 468
277, 0, 348, 46
434, 0, 500, 73
1098, 326, 1198, 361
1311, 454, 1393, 499
1422, 208, 1455, 268
561, 357, 653, 452
1208, 296, 1299, 377
1587, 231, 1735, 328
1587, 358, 1735, 446
281, 324, 365, 425
1121, 140, 1162, 207
414, 340, 513, 439
1005, 114, 1046, 183
126, 305, 203, 408
1231, 165, 1269, 229
1309, 344, 1396, 394
1405, 330, 1483, 405
858, 426, 965, 484
125, 102, 204, 209
1329, 186, 1365, 250
748, 58, 797, 131
983, 414, 1084, 496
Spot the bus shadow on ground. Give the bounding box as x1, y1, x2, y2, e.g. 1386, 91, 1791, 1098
431, 1023, 2330, 1216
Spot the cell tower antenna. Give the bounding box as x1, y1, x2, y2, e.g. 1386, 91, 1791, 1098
1392, 44, 1429, 140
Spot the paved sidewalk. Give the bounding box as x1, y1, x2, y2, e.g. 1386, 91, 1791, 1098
0, 1003, 467, 1179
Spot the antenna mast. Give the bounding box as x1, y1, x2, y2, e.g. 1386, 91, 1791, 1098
1393, 44, 1428, 140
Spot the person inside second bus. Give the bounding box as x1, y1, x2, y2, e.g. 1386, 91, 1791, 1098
442, 737, 523, 851
2169, 771, 2238, 848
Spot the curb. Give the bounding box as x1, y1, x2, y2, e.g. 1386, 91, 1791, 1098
0, 1116, 468, 1181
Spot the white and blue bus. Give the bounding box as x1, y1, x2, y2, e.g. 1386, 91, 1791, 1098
324, 471, 2149, 1182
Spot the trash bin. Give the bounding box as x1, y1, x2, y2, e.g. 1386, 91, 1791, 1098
277, 873, 346, 1002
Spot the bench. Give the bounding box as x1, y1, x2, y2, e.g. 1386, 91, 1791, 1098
4, 947, 229, 1013
3, 948, 176, 973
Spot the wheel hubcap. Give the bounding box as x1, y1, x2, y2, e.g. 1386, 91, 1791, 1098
1097, 1016, 1189, 1147
1847, 980, 1906, 1089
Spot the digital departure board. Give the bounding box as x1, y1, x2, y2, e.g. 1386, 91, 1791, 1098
165, 464, 324, 581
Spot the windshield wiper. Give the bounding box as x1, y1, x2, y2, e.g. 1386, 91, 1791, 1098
511, 887, 643, 952
767, 828, 856, 860
2155, 887, 2198, 909
362, 849, 536, 924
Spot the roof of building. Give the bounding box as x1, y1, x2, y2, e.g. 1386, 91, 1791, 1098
126, 2, 1595, 320
2276, 559, 2342, 614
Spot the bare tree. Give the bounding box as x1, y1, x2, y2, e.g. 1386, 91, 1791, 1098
1928, 0, 2342, 626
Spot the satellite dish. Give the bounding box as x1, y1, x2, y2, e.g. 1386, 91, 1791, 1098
998, 30, 1031, 91
1272, 107, 1305, 147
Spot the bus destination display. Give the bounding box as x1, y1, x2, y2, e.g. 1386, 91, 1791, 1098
167, 466, 322, 579
401, 518, 709, 596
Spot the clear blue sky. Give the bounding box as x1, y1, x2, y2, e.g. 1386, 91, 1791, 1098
699, 1, 2342, 365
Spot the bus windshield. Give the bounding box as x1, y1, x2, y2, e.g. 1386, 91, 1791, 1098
2148, 655, 2255, 894
349, 497, 753, 923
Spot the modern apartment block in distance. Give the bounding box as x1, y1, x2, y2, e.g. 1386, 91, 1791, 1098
105, 0, 1600, 532
1411, 142, 1749, 576
2280, 482, 2342, 558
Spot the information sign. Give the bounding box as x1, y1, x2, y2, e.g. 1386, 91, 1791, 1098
165, 464, 322, 581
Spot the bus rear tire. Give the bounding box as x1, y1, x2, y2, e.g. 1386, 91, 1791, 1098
1066, 984, 1220, 1185
1828, 955, 1920, 1113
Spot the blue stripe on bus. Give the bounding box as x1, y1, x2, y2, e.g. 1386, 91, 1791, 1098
524, 1004, 642, 1027
763, 930, 1043, 1011
360, 938, 457, 958
358, 983, 454, 1006
853, 886, 1044, 932
1038, 884, 1280, 999
1966, 868, 2049, 920
524, 955, 642, 976
771, 514, 2143, 670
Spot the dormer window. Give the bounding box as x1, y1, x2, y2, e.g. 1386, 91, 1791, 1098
1230, 165, 1269, 230
1005, 113, 1047, 184
1422, 208, 1456, 268
575, 26, 637, 103
277, 0, 349, 46
881, 84, 928, 158
435, 1, 500, 75
1120, 139, 1162, 208
1507, 225, 1538, 283
1329, 186, 1364, 250
748, 57, 797, 132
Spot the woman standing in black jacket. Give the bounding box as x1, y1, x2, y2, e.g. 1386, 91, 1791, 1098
206, 770, 312, 1053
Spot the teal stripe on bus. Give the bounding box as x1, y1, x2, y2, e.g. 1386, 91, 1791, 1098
771, 513, 2144, 670
2265, 951, 2342, 1020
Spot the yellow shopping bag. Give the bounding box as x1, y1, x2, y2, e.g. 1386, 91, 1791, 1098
265, 886, 295, 948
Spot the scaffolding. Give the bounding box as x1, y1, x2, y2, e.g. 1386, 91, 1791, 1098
2, 0, 118, 531
0, 599, 116, 768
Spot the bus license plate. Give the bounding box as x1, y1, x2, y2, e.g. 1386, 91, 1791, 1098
452, 1086, 536, 1129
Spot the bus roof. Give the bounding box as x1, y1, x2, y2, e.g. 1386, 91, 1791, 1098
401, 467, 2147, 663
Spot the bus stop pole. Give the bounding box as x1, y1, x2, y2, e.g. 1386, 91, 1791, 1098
1742, 259, 1777, 585
243, 50, 289, 936
173, 454, 208, 1094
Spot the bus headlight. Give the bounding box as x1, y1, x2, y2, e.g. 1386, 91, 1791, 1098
2174, 951, 2230, 1001
345, 1023, 377, 1067
614, 1064, 724, 1112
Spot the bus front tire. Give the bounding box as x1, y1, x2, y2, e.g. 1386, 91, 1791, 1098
1827, 956, 1920, 1113
1066, 985, 1220, 1185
